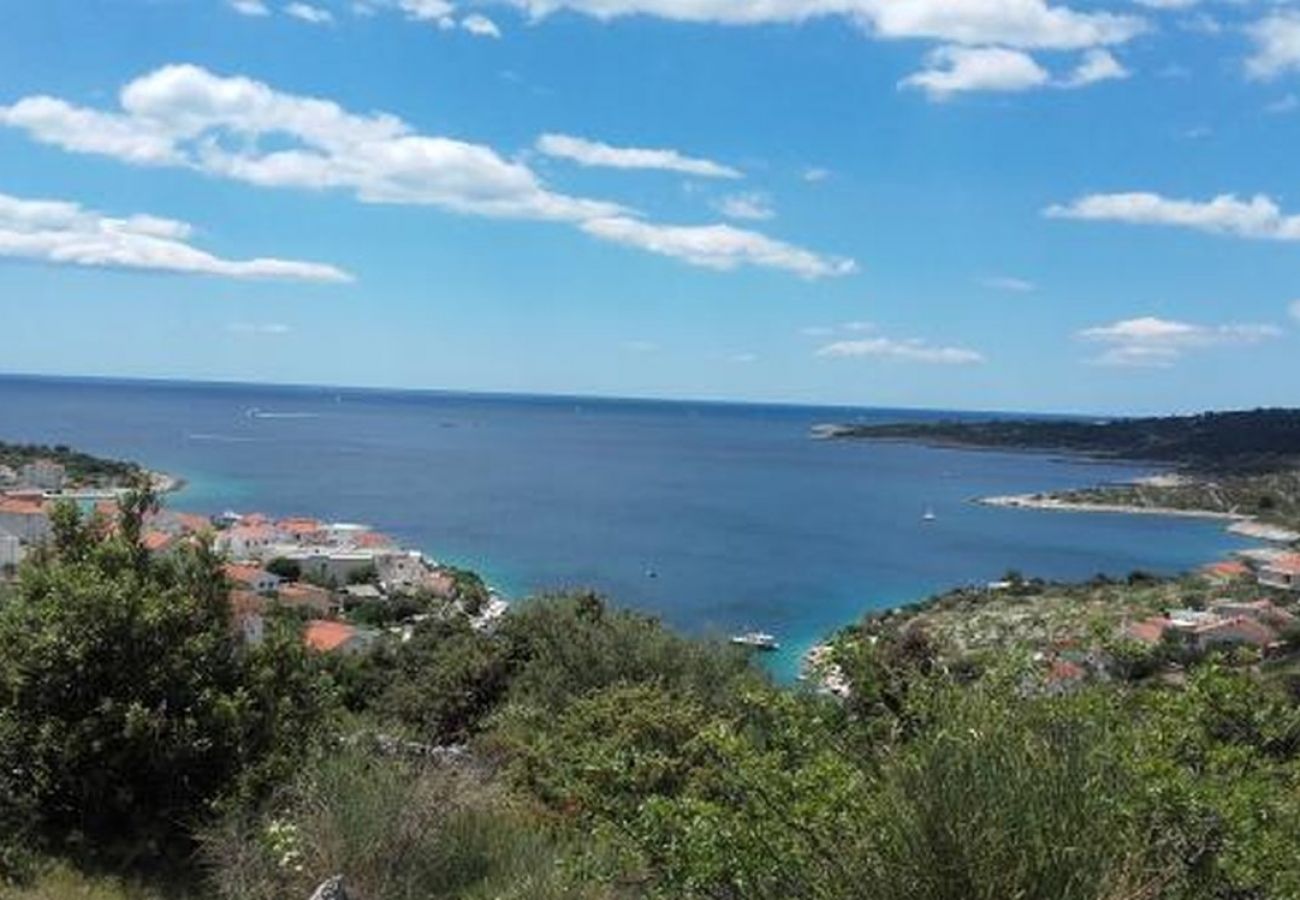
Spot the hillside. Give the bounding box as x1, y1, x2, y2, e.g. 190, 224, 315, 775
825, 408, 1300, 474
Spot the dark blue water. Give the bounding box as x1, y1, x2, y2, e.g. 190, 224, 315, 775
0, 375, 1252, 678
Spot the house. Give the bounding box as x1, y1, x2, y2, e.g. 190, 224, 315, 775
0, 465, 16, 486
229, 590, 265, 646
283, 549, 388, 584
18, 459, 65, 491
277, 517, 324, 544
223, 563, 282, 595
1202, 561, 1251, 584
1259, 554, 1300, 592
277, 581, 337, 615
303, 620, 376, 654
215, 522, 282, 560
343, 583, 384, 603
1189, 616, 1281, 654
1210, 598, 1296, 629
1126, 616, 1174, 646
0, 528, 22, 570
0, 494, 51, 543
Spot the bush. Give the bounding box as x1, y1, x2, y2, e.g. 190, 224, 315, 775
202, 746, 600, 900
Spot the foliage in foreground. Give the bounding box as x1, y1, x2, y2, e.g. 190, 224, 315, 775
7, 499, 1300, 898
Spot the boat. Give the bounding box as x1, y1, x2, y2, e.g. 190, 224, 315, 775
922, 507, 937, 522
730, 631, 780, 651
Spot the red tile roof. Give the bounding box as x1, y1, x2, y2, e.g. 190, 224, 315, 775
142, 531, 174, 552
224, 563, 276, 586
1204, 561, 1250, 578
1126, 617, 1172, 645
304, 620, 356, 653
0, 496, 47, 515
1265, 554, 1300, 576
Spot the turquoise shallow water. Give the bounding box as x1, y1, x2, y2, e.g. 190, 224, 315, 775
0, 375, 1254, 681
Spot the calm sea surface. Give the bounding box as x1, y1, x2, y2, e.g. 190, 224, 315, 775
0, 375, 1252, 678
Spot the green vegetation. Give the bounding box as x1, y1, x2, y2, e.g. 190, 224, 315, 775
0, 441, 143, 488
1050, 470, 1300, 530
7, 496, 1300, 898
828, 407, 1300, 473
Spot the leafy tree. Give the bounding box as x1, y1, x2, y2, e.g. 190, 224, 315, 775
0, 493, 333, 870
264, 557, 301, 582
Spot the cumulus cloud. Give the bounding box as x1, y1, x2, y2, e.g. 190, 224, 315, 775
497, 0, 1144, 50
715, 192, 774, 221
900, 46, 1050, 98
0, 65, 849, 278
229, 0, 271, 15
581, 216, 856, 278
461, 13, 502, 36
1079, 316, 1282, 367
535, 133, 741, 178
0, 190, 351, 282
1061, 48, 1129, 87
1247, 13, 1300, 80
1046, 192, 1300, 241
902, 45, 1127, 98
284, 2, 335, 24
0, 65, 619, 221
817, 334, 985, 365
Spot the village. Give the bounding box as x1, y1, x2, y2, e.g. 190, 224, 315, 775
807, 539, 1300, 698
1, 457, 508, 655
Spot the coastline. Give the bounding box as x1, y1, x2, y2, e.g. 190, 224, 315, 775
977, 493, 1248, 521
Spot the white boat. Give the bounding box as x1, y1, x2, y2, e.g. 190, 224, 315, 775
731, 631, 780, 651
922, 507, 937, 522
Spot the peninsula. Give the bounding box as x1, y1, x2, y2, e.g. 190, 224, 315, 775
822, 408, 1300, 533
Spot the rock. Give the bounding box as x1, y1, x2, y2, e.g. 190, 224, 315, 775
309, 875, 350, 900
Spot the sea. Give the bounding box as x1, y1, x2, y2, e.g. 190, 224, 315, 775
0, 375, 1254, 680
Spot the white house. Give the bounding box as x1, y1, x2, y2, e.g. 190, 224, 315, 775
18, 460, 66, 491
1260, 555, 1300, 592
0, 528, 22, 570
0, 495, 50, 543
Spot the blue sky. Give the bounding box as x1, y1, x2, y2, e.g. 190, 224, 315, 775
1, 0, 1299, 413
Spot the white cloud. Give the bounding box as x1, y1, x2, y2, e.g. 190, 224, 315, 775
1289, 299, 1300, 322
580, 216, 856, 278
1046, 192, 1300, 241
979, 275, 1036, 292
727, 352, 758, 364
1135, 0, 1197, 9
902, 45, 1127, 99
0, 65, 847, 277
461, 13, 502, 36
1247, 13, 1300, 80
0, 65, 620, 222
1061, 48, 1129, 87
398, 0, 455, 23
715, 192, 774, 221
800, 325, 835, 337
498, 0, 1144, 50
802, 167, 830, 183
817, 334, 985, 365
229, 0, 271, 15
284, 2, 335, 24
228, 322, 293, 334
536, 133, 741, 178
1079, 316, 1282, 367
0, 190, 350, 282
901, 45, 1049, 98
